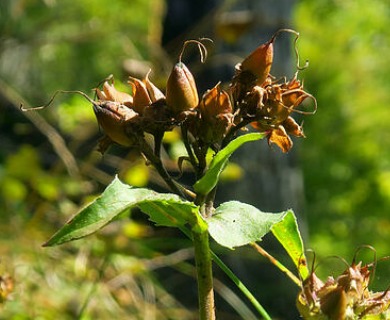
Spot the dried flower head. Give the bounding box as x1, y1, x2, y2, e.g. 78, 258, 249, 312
297, 250, 390, 320
250, 76, 316, 152
93, 80, 144, 152
230, 29, 316, 153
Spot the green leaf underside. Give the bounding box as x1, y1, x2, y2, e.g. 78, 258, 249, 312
44, 176, 199, 246
193, 133, 264, 195
208, 201, 286, 249
271, 211, 309, 279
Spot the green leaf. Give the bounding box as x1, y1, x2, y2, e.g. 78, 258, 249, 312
271, 210, 309, 279
207, 201, 286, 249
193, 133, 264, 195
44, 176, 200, 246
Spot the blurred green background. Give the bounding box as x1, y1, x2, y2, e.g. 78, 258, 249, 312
1, 0, 389, 319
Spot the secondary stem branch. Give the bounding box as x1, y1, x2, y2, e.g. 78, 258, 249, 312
138, 139, 185, 198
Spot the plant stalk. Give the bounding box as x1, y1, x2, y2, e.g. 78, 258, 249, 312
138, 139, 186, 198
181, 125, 199, 173
192, 228, 215, 320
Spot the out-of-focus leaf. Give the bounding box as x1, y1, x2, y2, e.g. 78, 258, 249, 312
220, 162, 243, 182
207, 201, 285, 249
1, 177, 27, 201
44, 176, 200, 246
122, 162, 149, 187
194, 133, 264, 195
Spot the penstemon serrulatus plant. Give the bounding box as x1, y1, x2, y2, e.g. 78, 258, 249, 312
23, 29, 389, 319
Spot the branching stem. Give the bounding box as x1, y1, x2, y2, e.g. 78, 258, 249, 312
181, 125, 199, 174
138, 138, 186, 198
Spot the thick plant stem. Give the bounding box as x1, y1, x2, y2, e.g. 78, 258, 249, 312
192, 229, 215, 320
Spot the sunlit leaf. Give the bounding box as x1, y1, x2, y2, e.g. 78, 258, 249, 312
207, 201, 286, 249
44, 176, 200, 246
271, 210, 309, 279
194, 133, 264, 195
209, 201, 309, 278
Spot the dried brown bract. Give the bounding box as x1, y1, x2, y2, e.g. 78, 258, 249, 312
193, 83, 234, 144
249, 75, 316, 152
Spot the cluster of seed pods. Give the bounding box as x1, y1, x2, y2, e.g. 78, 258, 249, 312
90, 29, 316, 154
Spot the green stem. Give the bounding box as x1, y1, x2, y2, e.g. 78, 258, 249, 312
179, 226, 270, 320
192, 229, 215, 320
251, 243, 301, 286
211, 251, 272, 320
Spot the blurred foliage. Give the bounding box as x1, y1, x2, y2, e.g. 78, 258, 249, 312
0, 0, 165, 96
294, 0, 390, 283
0, 0, 199, 318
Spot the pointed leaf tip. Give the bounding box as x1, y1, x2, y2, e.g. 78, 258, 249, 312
271, 210, 309, 279
44, 175, 201, 246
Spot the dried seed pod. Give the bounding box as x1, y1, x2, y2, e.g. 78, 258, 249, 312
166, 39, 211, 114
283, 116, 305, 138
93, 101, 138, 147
267, 125, 293, 153
166, 62, 199, 113
240, 36, 274, 85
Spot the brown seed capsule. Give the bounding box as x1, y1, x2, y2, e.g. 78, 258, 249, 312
240, 37, 274, 85
93, 101, 138, 147
166, 62, 199, 114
